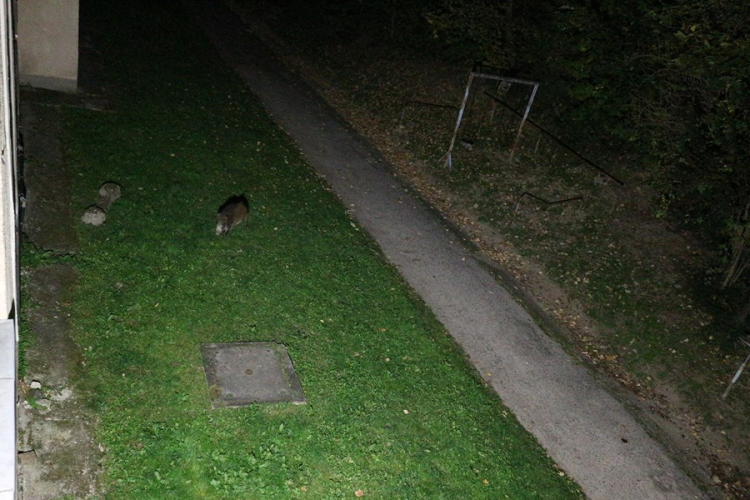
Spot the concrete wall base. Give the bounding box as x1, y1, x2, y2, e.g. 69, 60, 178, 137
19, 76, 76, 94
17, 0, 79, 93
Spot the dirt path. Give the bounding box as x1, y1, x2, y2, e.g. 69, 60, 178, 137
185, 0, 707, 498
17, 97, 102, 499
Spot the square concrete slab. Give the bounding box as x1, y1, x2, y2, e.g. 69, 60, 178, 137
200, 342, 305, 408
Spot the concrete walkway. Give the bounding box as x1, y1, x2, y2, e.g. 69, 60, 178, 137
186, 1, 706, 498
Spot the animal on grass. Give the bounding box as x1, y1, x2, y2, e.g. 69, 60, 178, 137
215, 194, 249, 236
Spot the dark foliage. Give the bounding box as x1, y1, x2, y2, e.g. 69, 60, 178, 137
258, 0, 750, 315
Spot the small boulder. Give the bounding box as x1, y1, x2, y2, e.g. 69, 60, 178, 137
99, 182, 122, 204
82, 206, 107, 226
593, 174, 610, 186
17, 450, 38, 466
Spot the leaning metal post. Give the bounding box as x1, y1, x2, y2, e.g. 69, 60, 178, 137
444, 72, 475, 171
509, 82, 539, 163
722, 338, 750, 399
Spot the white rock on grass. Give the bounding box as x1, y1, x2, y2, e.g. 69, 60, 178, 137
81, 205, 107, 226
99, 182, 122, 203
82, 182, 122, 226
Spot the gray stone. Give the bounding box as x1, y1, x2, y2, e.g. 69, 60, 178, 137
17, 450, 37, 466
98, 182, 121, 202
200, 342, 305, 408
593, 173, 610, 186
97, 182, 121, 211
81, 205, 106, 226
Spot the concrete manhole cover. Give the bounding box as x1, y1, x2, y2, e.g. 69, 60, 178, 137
200, 342, 305, 408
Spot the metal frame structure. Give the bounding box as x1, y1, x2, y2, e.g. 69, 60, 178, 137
444, 72, 539, 170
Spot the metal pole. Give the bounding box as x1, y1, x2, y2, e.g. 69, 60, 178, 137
509, 83, 539, 163
470, 73, 537, 86
444, 73, 475, 171
722, 339, 750, 399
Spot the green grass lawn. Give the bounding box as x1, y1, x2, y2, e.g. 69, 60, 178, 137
29, 0, 584, 497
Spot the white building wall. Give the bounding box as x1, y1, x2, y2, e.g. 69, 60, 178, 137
17, 0, 78, 92
0, 0, 18, 497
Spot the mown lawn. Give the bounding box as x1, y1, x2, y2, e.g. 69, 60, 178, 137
39, 0, 584, 498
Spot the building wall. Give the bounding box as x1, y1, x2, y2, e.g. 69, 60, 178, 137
0, 47, 13, 320
0, 0, 18, 498
17, 0, 78, 92
0, 0, 16, 324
